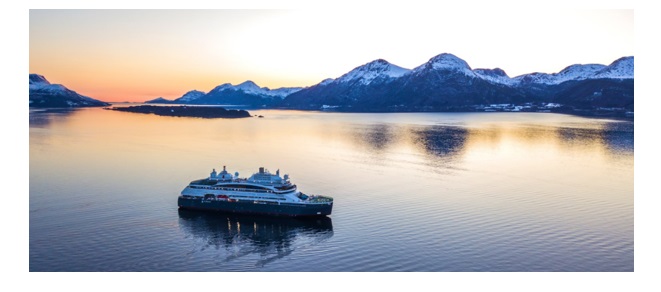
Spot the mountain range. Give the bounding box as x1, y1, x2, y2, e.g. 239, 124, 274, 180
29, 52, 633, 113
281, 53, 633, 111
148, 53, 633, 112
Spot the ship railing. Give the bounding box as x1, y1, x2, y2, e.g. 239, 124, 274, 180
307, 195, 333, 203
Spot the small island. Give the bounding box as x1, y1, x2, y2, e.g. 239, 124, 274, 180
106, 105, 252, 118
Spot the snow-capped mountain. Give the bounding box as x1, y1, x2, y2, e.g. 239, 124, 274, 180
412, 53, 474, 76
553, 64, 608, 83
282, 53, 634, 111
29, 74, 109, 108
403, 53, 634, 87
145, 81, 303, 106
145, 90, 207, 104
513, 57, 633, 85
282, 59, 411, 108
138, 52, 633, 112
171, 81, 303, 106
207, 80, 302, 98
30, 74, 50, 85
333, 59, 410, 85
593, 56, 634, 79
514, 63, 607, 85
410, 53, 515, 86
176, 90, 206, 103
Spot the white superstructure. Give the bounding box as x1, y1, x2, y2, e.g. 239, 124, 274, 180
180, 166, 331, 204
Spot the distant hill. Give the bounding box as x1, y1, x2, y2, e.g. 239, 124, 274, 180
146, 83, 302, 107
144, 97, 175, 104
29, 74, 110, 108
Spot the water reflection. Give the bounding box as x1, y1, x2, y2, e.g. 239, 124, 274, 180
29, 108, 79, 127
347, 124, 468, 157
29, 109, 633, 271
412, 126, 468, 157
339, 119, 633, 178
602, 122, 634, 152
177, 210, 333, 268
347, 121, 633, 160
347, 123, 398, 154
556, 122, 634, 153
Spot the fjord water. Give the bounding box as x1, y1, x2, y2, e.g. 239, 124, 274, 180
29, 107, 633, 271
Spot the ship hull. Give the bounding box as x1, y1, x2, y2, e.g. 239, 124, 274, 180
178, 196, 333, 217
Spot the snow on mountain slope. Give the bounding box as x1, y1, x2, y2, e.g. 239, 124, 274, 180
177, 90, 206, 102
30, 74, 50, 85
234, 81, 263, 95
593, 56, 634, 79
514, 63, 607, 85
473, 68, 516, 86
513, 58, 633, 85
319, 78, 335, 86
334, 59, 410, 85
207, 81, 302, 98
29, 74, 93, 102
29, 73, 67, 92
553, 64, 607, 83
29, 74, 109, 107
412, 53, 474, 76
268, 87, 303, 97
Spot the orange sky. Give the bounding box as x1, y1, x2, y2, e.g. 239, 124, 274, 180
29, 9, 634, 103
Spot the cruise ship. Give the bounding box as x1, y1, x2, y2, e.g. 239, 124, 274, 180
178, 166, 333, 217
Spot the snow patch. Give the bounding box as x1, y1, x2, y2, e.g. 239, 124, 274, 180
209, 81, 302, 98
335, 59, 410, 85
593, 56, 634, 79
319, 78, 335, 86
473, 68, 516, 86
513, 58, 633, 85
177, 90, 206, 102
411, 53, 475, 78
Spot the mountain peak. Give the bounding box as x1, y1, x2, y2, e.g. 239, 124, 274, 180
592, 56, 633, 79
210, 81, 259, 93
184, 89, 205, 95
176, 90, 206, 103
204, 80, 301, 101
237, 80, 259, 88
30, 73, 50, 85
611, 56, 634, 65
427, 53, 472, 70
365, 59, 390, 67
549, 63, 608, 84
319, 78, 335, 85
145, 97, 173, 103
411, 53, 474, 77
336, 58, 410, 85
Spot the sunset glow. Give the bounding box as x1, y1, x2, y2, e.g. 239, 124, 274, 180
29, 9, 633, 102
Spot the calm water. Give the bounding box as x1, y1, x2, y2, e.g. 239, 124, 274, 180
29, 107, 634, 271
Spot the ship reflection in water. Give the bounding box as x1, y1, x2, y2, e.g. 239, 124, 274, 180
177, 209, 333, 268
